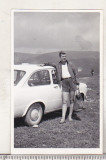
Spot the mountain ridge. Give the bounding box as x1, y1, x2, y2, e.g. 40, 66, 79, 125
14, 51, 99, 77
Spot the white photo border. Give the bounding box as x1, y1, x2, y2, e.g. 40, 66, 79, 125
11, 9, 103, 154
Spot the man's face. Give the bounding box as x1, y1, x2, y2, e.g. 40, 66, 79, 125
60, 54, 67, 63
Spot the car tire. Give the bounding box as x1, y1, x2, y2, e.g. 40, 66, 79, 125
25, 103, 43, 126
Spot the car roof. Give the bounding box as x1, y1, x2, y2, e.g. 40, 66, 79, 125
14, 64, 55, 72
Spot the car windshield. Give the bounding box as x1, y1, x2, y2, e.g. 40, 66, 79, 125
14, 70, 26, 86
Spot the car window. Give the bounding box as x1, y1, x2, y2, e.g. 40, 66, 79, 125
28, 70, 51, 86
14, 70, 26, 86
51, 70, 58, 84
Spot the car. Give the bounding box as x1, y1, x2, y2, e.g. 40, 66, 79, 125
14, 63, 87, 126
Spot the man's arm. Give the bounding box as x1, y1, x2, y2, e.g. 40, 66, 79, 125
69, 62, 77, 76
69, 61, 78, 84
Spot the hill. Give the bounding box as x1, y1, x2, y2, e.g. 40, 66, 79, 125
14, 51, 99, 77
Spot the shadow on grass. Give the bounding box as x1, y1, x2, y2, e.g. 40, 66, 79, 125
14, 110, 62, 128
14, 117, 25, 128
14, 109, 81, 128
42, 110, 62, 121
42, 109, 81, 122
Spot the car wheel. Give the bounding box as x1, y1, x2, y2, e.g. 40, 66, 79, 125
25, 103, 43, 126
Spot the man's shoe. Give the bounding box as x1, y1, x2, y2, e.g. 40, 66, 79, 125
75, 106, 86, 112
69, 118, 73, 122
74, 116, 81, 121
82, 106, 86, 109
75, 108, 83, 112
60, 119, 65, 124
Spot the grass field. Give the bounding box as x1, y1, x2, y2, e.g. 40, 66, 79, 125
14, 75, 100, 148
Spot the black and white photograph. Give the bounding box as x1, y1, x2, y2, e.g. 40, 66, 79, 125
12, 10, 103, 154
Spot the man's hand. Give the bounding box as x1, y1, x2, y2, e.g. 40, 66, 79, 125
58, 81, 62, 87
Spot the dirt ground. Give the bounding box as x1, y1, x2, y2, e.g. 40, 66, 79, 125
14, 75, 100, 148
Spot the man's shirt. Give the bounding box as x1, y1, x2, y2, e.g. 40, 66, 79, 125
61, 63, 71, 79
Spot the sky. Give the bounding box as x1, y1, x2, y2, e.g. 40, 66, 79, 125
14, 11, 100, 54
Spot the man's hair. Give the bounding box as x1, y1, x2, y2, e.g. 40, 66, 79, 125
59, 51, 66, 57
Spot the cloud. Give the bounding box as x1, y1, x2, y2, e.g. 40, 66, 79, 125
14, 11, 100, 53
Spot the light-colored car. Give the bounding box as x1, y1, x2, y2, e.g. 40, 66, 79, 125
14, 64, 87, 126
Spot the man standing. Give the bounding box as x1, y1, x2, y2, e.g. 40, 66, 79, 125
57, 51, 77, 123
91, 69, 94, 76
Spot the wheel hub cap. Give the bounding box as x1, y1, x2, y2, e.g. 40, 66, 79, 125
30, 109, 39, 121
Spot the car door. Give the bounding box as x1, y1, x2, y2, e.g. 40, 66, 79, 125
23, 69, 62, 114
49, 69, 62, 111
